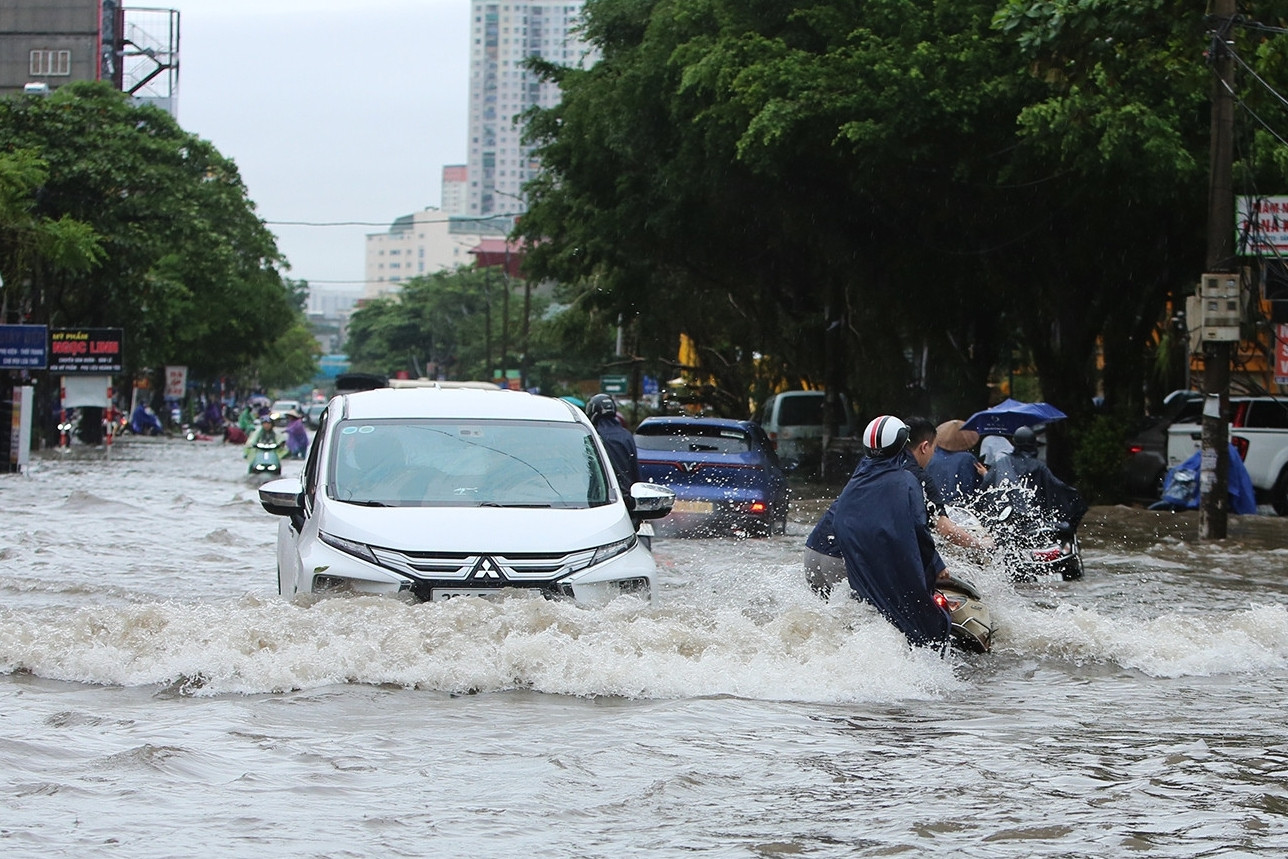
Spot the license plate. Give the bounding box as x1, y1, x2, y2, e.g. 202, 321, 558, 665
672, 499, 714, 514
431, 588, 499, 601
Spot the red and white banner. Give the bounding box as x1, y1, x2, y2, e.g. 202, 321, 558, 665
1277, 324, 1288, 386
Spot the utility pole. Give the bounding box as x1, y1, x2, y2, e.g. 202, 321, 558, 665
1201, 0, 1236, 540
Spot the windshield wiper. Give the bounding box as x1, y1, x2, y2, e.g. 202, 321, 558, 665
478, 502, 553, 508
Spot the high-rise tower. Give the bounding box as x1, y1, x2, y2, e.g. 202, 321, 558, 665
466, 1, 590, 217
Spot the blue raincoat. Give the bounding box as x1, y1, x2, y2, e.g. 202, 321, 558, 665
830, 454, 950, 648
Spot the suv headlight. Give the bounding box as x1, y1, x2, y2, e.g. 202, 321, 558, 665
589, 534, 636, 567
319, 531, 378, 565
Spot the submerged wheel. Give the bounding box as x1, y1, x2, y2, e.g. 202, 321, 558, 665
1273, 466, 1288, 516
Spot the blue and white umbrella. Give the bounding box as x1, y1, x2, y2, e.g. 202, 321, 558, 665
961, 398, 1067, 437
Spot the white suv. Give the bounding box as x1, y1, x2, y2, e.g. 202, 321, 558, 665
258, 386, 674, 604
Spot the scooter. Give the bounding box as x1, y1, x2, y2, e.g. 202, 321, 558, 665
994, 506, 1083, 584
934, 575, 995, 653
803, 550, 995, 653
247, 440, 284, 476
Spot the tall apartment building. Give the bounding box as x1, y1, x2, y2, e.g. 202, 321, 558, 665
466, 0, 591, 217
441, 165, 469, 216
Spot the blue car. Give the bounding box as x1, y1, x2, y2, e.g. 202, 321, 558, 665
635, 416, 789, 537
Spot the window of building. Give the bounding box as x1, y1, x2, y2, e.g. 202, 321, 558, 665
30, 50, 71, 76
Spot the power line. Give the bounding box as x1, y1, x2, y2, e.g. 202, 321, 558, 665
266, 212, 523, 228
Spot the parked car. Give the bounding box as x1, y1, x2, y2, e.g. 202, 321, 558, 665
303, 401, 328, 429
635, 416, 789, 537
1123, 390, 1204, 499
755, 390, 854, 474
1165, 394, 1288, 514
257, 387, 674, 605
269, 398, 302, 425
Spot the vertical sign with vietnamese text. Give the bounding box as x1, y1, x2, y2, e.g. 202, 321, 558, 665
1277, 324, 1288, 386
164, 366, 187, 399
48, 328, 124, 374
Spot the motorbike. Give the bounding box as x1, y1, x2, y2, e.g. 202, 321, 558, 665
992, 505, 1083, 584
934, 575, 995, 653
247, 440, 285, 476
803, 550, 994, 653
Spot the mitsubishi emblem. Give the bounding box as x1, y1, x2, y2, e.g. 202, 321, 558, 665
471, 556, 504, 580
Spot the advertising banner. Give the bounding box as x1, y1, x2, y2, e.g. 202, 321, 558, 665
48, 328, 124, 374
0, 324, 48, 370
61, 375, 112, 409
164, 365, 187, 399
1277, 324, 1288, 386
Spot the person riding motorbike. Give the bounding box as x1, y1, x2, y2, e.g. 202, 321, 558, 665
244, 417, 283, 461
978, 426, 1087, 532
130, 403, 164, 436
808, 415, 951, 649
586, 394, 640, 497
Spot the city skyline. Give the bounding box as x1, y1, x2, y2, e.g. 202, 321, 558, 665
163, 0, 474, 293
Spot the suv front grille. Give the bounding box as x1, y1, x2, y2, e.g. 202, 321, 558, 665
367, 547, 595, 583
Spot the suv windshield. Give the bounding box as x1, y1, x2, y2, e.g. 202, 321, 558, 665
327, 418, 610, 508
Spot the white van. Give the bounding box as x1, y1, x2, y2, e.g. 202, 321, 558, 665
756, 390, 854, 472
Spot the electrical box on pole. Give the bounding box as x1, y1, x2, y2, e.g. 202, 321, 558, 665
1185, 273, 1244, 348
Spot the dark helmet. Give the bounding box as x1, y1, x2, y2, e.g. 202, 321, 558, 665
587, 393, 617, 422
1012, 426, 1039, 453
862, 415, 910, 458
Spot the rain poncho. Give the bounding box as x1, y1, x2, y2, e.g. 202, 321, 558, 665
926, 447, 982, 505
1154, 445, 1256, 515
979, 447, 1088, 529
829, 454, 949, 648
592, 417, 640, 494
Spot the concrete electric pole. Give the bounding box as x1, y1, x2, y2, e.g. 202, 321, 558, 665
1200, 0, 1237, 540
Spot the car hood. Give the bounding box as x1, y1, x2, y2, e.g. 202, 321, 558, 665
317, 500, 634, 552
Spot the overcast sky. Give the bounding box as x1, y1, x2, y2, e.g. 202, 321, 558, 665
163, 0, 471, 292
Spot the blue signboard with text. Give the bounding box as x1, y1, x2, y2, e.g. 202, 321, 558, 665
0, 324, 48, 370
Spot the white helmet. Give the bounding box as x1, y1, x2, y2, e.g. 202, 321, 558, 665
862, 415, 909, 458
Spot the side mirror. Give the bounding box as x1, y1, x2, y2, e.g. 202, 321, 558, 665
630, 482, 675, 520
259, 477, 304, 516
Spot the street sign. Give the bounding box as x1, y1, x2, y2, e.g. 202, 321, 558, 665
0, 324, 47, 370
600, 374, 628, 394
48, 328, 123, 374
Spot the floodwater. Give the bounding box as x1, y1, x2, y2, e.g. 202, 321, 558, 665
2, 437, 1288, 857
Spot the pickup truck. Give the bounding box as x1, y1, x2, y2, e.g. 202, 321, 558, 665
1165, 396, 1288, 514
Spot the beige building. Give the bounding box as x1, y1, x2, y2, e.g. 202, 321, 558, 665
363, 209, 483, 300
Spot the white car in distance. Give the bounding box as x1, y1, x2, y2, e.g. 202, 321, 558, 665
258, 386, 674, 605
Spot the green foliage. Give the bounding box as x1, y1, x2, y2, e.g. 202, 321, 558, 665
249, 317, 322, 391
1071, 414, 1129, 505
0, 148, 103, 295
0, 82, 292, 385
517, 0, 1288, 455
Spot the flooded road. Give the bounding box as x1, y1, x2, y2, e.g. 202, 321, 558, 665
3, 437, 1288, 856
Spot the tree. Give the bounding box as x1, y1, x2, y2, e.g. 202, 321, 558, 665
0, 82, 296, 402
0, 148, 102, 319
518, 0, 1288, 485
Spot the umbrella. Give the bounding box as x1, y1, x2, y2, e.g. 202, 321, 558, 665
961, 398, 1067, 437
559, 395, 586, 408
